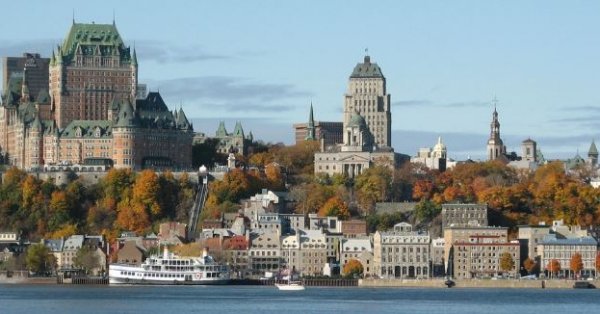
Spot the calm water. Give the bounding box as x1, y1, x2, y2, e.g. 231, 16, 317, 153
1, 284, 599, 314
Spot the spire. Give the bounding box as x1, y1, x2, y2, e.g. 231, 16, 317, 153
113, 9, 116, 26
305, 102, 315, 141
132, 44, 138, 66
588, 140, 598, 157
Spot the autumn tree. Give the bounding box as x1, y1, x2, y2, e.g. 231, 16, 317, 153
523, 257, 537, 275
499, 252, 515, 274
546, 259, 561, 278
342, 259, 364, 278
25, 243, 55, 275
318, 196, 350, 220
355, 166, 392, 213
570, 252, 584, 279
132, 169, 161, 217
115, 200, 151, 234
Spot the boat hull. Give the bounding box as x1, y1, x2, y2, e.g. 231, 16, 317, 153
109, 276, 230, 285
275, 283, 306, 291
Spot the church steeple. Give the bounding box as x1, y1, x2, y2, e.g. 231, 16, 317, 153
487, 96, 505, 160
588, 140, 598, 167
305, 102, 315, 141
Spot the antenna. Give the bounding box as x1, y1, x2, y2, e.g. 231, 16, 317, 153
113, 9, 116, 25
72, 9, 75, 24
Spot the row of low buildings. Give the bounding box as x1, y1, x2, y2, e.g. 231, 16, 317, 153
3, 197, 598, 280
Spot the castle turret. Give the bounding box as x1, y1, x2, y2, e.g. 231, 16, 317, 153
588, 140, 598, 167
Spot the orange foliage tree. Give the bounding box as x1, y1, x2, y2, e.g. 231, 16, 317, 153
318, 196, 350, 220
342, 259, 364, 277
570, 252, 583, 278
546, 259, 561, 277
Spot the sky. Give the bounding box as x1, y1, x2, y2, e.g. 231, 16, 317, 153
1, 0, 599, 160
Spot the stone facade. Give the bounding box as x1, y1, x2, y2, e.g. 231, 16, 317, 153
344, 55, 391, 148
540, 234, 598, 278
314, 55, 396, 178
452, 236, 520, 279
441, 203, 488, 230
411, 136, 448, 171
443, 226, 510, 277
340, 237, 373, 276
0, 22, 193, 171
373, 223, 431, 279
293, 103, 343, 147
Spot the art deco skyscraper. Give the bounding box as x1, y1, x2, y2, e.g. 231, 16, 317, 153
343, 54, 391, 149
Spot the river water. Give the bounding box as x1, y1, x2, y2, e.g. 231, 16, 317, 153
1, 284, 599, 314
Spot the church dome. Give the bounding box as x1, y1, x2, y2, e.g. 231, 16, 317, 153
347, 112, 366, 128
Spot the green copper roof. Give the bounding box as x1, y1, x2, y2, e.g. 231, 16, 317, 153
216, 121, 228, 137
61, 120, 113, 138
347, 112, 366, 128
59, 22, 132, 64
114, 100, 138, 127
350, 55, 384, 78
30, 113, 43, 131
233, 121, 244, 137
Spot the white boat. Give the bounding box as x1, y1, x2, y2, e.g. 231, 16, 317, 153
276, 247, 305, 291
275, 281, 305, 291
109, 247, 229, 285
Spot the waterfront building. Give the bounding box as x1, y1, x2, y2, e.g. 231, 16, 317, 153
340, 237, 373, 276
430, 237, 445, 277
222, 234, 250, 278
517, 223, 550, 262
248, 231, 281, 277
540, 234, 597, 278
0, 21, 194, 171
441, 203, 488, 230
443, 226, 509, 276
115, 240, 145, 266
373, 222, 431, 278
282, 229, 329, 276
451, 235, 520, 279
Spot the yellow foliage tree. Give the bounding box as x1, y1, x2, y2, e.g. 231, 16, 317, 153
46, 223, 78, 239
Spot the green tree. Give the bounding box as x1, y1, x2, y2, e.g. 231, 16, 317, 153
25, 244, 55, 275
74, 246, 101, 275
499, 252, 515, 274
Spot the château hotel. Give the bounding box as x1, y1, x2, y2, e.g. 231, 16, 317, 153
0, 21, 193, 171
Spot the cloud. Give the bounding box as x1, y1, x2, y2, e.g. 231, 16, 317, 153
392, 99, 488, 108
561, 105, 600, 112
136, 40, 230, 64
443, 100, 488, 108
148, 76, 312, 114
0, 39, 58, 57
392, 100, 432, 107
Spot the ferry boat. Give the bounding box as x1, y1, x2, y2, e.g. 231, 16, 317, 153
109, 247, 230, 285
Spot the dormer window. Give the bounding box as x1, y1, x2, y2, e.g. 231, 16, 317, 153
75, 127, 83, 138
94, 127, 101, 138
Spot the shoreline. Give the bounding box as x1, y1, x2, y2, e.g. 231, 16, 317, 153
1, 276, 596, 289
